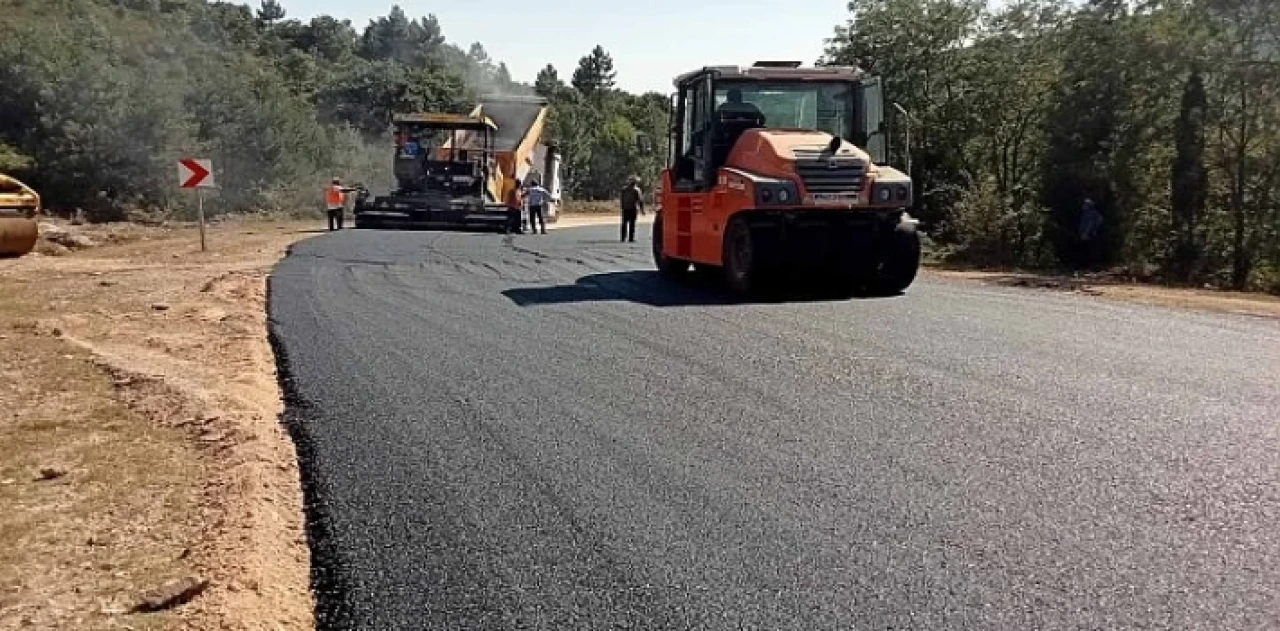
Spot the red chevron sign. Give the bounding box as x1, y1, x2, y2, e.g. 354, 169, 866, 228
178, 159, 213, 188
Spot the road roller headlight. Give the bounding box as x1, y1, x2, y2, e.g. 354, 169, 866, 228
872, 181, 912, 206
755, 181, 800, 207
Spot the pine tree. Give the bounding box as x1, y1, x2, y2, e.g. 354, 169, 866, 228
571, 45, 616, 95
467, 42, 491, 67
495, 62, 513, 87
535, 64, 562, 97
256, 0, 286, 25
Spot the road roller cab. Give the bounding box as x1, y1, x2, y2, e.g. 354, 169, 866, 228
0, 173, 40, 257
653, 61, 920, 295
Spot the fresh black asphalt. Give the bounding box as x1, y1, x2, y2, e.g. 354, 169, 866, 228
268, 223, 1280, 630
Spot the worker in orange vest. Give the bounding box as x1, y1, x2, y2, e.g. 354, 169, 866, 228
504, 181, 524, 234
325, 177, 356, 231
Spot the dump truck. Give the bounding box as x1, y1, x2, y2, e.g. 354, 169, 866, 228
652, 61, 919, 295
0, 173, 40, 257
353, 95, 562, 231
464, 94, 562, 223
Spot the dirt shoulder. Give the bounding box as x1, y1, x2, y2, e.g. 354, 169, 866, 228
0, 218, 318, 629
551, 212, 653, 229
927, 268, 1280, 320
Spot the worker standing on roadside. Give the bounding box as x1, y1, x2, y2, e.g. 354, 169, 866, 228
524, 179, 551, 235
325, 177, 356, 231
620, 176, 645, 243
1077, 197, 1104, 270
505, 181, 524, 234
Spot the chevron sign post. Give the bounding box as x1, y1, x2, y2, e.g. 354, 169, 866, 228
177, 159, 214, 251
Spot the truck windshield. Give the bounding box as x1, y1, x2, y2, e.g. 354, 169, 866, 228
714, 81, 854, 139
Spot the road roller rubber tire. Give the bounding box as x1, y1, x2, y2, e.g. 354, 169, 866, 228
723, 216, 759, 295
872, 222, 921, 295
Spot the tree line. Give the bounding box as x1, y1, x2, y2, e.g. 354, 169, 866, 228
0, 0, 664, 222
824, 0, 1280, 291
534, 47, 669, 201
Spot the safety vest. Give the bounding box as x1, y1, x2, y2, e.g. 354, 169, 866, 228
325, 185, 345, 209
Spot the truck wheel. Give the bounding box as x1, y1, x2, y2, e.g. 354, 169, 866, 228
652, 215, 689, 278
723, 217, 758, 294
873, 222, 921, 294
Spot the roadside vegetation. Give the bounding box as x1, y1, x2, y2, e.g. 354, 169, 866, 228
1, 0, 1278, 293
826, 0, 1280, 292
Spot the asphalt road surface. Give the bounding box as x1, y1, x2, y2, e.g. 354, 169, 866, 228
268, 223, 1280, 630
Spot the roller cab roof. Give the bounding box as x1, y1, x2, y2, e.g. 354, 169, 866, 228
674, 62, 867, 88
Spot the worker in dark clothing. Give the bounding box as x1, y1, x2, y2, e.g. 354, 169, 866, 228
620, 176, 645, 242
1077, 197, 1104, 270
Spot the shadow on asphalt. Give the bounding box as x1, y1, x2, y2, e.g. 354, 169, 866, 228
503, 270, 901, 308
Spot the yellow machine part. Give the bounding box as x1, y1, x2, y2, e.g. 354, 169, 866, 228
0, 217, 37, 257
0, 173, 41, 257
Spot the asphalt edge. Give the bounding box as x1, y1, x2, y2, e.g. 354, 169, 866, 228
264, 245, 354, 631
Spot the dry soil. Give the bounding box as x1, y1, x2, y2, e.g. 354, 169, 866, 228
0, 217, 316, 630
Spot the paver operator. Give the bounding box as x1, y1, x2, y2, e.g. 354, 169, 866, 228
325, 177, 357, 231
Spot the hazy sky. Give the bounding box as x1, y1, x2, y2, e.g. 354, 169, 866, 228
285, 1, 852, 94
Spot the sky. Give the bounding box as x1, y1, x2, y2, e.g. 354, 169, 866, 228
285, 1, 853, 94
